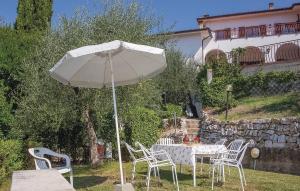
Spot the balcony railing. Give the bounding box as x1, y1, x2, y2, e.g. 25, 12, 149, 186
214, 22, 300, 40
224, 39, 300, 65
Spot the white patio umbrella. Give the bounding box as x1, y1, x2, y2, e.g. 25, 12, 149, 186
49, 40, 167, 186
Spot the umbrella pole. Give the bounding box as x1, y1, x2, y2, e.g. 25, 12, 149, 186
109, 52, 124, 185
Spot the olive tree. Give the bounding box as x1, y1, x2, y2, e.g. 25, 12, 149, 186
13, 0, 167, 166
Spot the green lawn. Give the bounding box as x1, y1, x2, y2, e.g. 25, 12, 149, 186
210, 92, 300, 121
1, 161, 300, 191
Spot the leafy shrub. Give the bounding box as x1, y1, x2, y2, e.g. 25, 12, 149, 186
124, 107, 161, 147
197, 57, 299, 108
157, 49, 198, 105
160, 104, 183, 119
197, 59, 241, 108
233, 71, 298, 97
0, 139, 23, 183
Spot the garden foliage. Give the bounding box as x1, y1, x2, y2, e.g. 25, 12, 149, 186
12, 0, 168, 163
124, 107, 161, 147
197, 57, 299, 108
15, 0, 53, 31
0, 139, 23, 184
157, 49, 198, 105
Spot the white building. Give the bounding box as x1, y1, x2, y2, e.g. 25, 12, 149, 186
170, 3, 300, 74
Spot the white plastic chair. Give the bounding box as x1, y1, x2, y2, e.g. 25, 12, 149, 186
136, 142, 179, 191
28, 147, 73, 186
198, 138, 227, 174
215, 138, 227, 145
156, 138, 175, 145
123, 141, 148, 181
211, 139, 251, 191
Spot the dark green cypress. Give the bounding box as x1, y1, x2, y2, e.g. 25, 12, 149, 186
15, 0, 53, 31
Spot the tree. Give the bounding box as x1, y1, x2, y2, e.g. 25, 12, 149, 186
0, 80, 13, 138
15, 0, 53, 31
14, 0, 167, 166
157, 49, 199, 105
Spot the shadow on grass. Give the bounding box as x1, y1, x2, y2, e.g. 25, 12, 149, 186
73, 176, 108, 189
260, 93, 300, 114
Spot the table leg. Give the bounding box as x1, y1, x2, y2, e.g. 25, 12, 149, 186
180, 164, 182, 173
193, 163, 196, 187
193, 155, 196, 187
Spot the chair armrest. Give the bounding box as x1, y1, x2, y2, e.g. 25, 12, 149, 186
150, 150, 172, 161
133, 149, 143, 153
32, 155, 52, 169
46, 151, 71, 168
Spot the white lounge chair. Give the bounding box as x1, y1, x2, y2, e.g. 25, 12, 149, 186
137, 142, 179, 191
211, 139, 252, 191
28, 147, 73, 186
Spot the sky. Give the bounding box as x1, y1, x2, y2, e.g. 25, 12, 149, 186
0, 0, 300, 31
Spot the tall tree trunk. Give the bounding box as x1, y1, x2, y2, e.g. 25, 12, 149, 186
83, 106, 101, 167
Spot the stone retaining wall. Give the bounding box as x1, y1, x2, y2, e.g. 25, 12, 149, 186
200, 117, 300, 150
162, 116, 300, 175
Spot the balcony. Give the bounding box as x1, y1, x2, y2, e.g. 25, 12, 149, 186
214, 22, 300, 40
204, 39, 300, 74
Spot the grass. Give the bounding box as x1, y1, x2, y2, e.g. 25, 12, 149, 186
209, 92, 300, 121
2, 161, 300, 191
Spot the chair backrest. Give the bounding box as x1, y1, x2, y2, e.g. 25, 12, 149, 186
28, 147, 51, 170
156, 138, 174, 145
237, 141, 250, 164
136, 142, 155, 166
123, 141, 138, 161
226, 139, 245, 160
237, 140, 254, 164
215, 138, 227, 145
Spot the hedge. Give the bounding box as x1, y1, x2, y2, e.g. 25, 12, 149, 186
124, 107, 161, 147
0, 139, 23, 183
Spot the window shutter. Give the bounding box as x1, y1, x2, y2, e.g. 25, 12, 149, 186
239, 27, 245, 38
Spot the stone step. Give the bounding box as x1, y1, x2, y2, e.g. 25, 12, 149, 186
184, 119, 201, 129
187, 128, 201, 134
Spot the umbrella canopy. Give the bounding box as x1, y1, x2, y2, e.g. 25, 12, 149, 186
50, 40, 166, 88
49, 40, 167, 186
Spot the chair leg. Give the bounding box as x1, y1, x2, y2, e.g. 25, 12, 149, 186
132, 162, 136, 182
200, 157, 203, 174
222, 165, 225, 182
70, 170, 73, 187
153, 167, 157, 177
156, 167, 161, 182
240, 164, 246, 186
212, 165, 215, 190
238, 166, 245, 191
147, 167, 151, 191
174, 166, 179, 191
172, 166, 175, 184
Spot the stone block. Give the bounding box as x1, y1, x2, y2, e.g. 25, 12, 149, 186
287, 136, 297, 143
271, 134, 278, 142
272, 143, 286, 148
278, 135, 286, 143
265, 140, 273, 148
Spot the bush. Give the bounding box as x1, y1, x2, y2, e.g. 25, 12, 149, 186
197, 58, 241, 108
197, 57, 298, 108
0, 139, 23, 183
232, 71, 298, 97
157, 49, 198, 105
124, 107, 161, 147
160, 104, 183, 119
